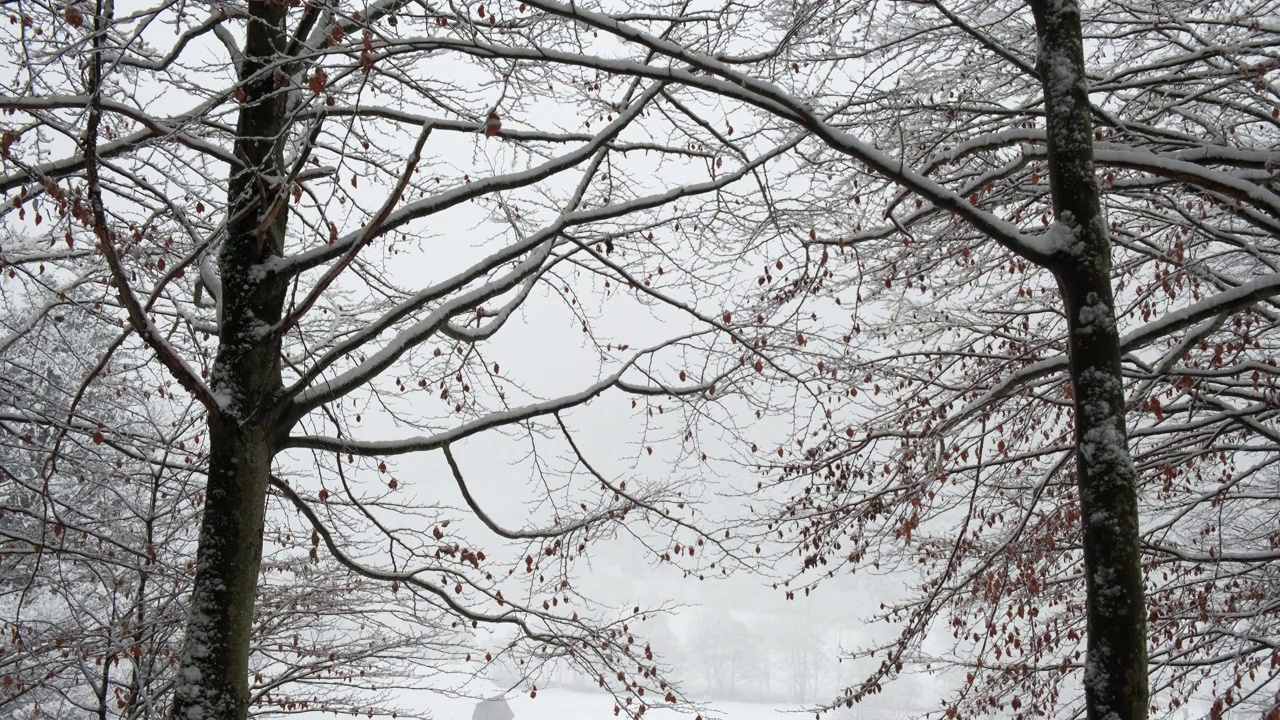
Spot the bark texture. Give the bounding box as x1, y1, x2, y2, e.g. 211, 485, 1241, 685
170, 2, 293, 718
1028, 1, 1149, 718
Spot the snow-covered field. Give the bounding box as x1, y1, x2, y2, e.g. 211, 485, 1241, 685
314, 687, 812, 720
479, 689, 805, 720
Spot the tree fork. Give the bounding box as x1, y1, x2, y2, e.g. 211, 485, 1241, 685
171, 1, 295, 718
1028, 1, 1149, 718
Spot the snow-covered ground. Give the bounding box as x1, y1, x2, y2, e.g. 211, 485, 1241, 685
317, 687, 812, 720
484, 689, 805, 720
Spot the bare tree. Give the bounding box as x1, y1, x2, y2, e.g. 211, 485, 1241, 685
687, 610, 766, 700
0, 0, 794, 718
4, 1, 1275, 719
729, 1, 1279, 718
772, 609, 834, 703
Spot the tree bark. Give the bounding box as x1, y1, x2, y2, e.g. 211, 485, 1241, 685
170, 2, 293, 718
1027, 2, 1149, 719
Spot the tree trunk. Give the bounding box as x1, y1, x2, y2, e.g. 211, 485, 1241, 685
1027, 2, 1149, 719
171, 421, 275, 720
171, 2, 292, 718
